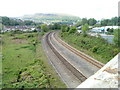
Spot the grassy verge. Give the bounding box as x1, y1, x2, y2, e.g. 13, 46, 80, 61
59, 32, 119, 64
0, 34, 2, 88
2, 32, 66, 88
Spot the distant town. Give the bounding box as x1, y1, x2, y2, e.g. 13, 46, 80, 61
1, 15, 120, 44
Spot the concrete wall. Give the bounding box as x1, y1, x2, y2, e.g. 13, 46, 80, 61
76, 53, 119, 88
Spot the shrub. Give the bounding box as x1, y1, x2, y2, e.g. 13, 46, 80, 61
68, 26, 77, 34
91, 46, 98, 53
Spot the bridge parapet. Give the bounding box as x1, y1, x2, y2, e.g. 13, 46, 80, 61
76, 53, 119, 88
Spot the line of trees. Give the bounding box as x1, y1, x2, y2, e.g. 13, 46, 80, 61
113, 29, 120, 47
101, 17, 119, 26
76, 17, 120, 27
1, 16, 40, 26
76, 18, 97, 26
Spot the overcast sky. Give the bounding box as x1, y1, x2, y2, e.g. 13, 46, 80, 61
0, 0, 119, 20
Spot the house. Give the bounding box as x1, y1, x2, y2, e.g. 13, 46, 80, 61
91, 26, 119, 33
103, 26, 119, 32
77, 30, 82, 33
77, 26, 82, 29
91, 27, 103, 33
3, 25, 36, 32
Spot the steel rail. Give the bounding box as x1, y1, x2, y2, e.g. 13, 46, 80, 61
46, 32, 87, 82
53, 32, 104, 69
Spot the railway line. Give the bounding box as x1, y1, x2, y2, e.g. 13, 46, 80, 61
42, 31, 105, 87
46, 32, 87, 82
53, 31, 104, 69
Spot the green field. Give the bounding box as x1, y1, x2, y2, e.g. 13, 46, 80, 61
60, 32, 119, 64
2, 32, 66, 88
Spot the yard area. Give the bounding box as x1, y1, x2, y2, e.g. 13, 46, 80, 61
2, 32, 66, 88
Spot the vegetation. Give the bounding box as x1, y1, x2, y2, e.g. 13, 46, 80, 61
68, 26, 77, 34
113, 29, 120, 47
75, 17, 120, 27
2, 32, 66, 88
60, 28, 119, 64
61, 24, 68, 32
88, 18, 97, 26
1, 16, 39, 26
0, 33, 2, 88
76, 18, 97, 26
48, 23, 61, 30
101, 17, 119, 26
107, 28, 114, 33
41, 24, 49, 32
82, 24, 89, 37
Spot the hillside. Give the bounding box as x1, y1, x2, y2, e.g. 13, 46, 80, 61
19, 13, 81, 24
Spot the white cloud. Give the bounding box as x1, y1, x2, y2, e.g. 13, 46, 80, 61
0, 0, 119, 20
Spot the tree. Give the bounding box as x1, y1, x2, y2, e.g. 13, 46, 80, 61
81, 18, 88, 25
101, 19, 110, 26
94, 23, 101, 27
68, 26, 77, 34
0, 23, 3, 31
53, 23, 61, 30
37, 25, 41, 29
1, 16, 37, 26
107, 28, 113, 33
113, 29, 120, 47
65, 26, 70, 32
48, 23, 61, 30
82, 24, 89, 31
24, 20, 35, 25
75, 22, 82, 27
82, 24, 89, 37
88, 18, 97, 26
111, 17, 118, 26
37, 25, 41, 32
118, 17, 120, 26
48, 24, 54, 30
2, 17, 11, 26
61, 24, 67, 32
41, 24, 49, 32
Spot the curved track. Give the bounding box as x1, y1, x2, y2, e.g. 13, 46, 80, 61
42, 31, 105, 87
53, 31, 104, 69
46, 32, 87, 82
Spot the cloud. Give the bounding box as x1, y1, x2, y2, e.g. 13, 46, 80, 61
0, 0, 119, 19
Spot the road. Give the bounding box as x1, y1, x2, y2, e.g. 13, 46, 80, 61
42, 31, 104, 88
88, 32, 114, 44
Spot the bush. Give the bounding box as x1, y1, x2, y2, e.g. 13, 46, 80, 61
60, 32, 119, 63
61, 24, 67, 32
90, 46, 98, 53
68, 26, 77, 34
113, 29, 120, 47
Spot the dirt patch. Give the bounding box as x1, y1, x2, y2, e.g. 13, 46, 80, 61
12, 39, 27, 44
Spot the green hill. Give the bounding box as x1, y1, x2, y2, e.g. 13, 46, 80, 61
19, 13, 81, 24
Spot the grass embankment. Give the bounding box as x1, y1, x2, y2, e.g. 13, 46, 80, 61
60, 32, 119, 64
2, 32, 66, 88
0, 34, 2, 88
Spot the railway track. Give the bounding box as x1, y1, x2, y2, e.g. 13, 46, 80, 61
46, 32, 87, 82
52, 31, 104, 69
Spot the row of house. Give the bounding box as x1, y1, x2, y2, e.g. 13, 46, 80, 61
76, 26, 119, 33
91, 26, 119, 33
2, 25, 36, 32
